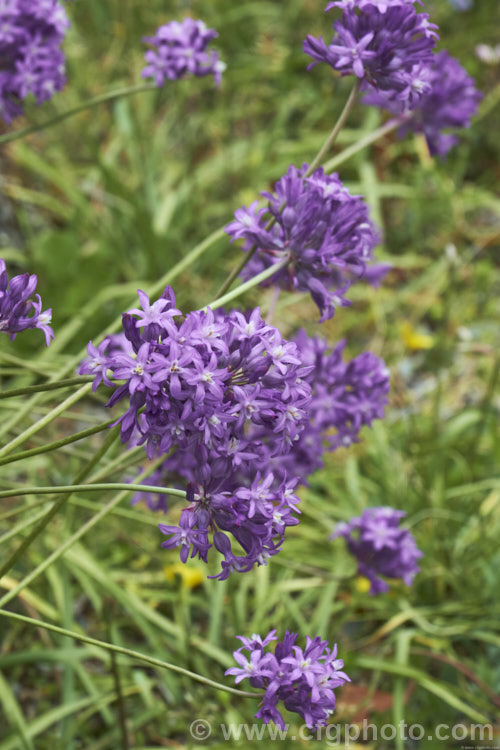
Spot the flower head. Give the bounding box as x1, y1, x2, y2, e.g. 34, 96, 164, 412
275, 332, 390, 482
81, 288, 313, 579
142, 17, 225, 87
0, 0, 69, 122
364, 51, 482, 156
332, 506, 422, 594
304, 2, 437, 106
225, 165, 379, 321
226, 630, 350, 729
0, 259, 54, 345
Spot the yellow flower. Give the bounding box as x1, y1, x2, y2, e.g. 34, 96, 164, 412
355, 576, 371, 594
164, 563, 204, 589
400, 321, 434, 351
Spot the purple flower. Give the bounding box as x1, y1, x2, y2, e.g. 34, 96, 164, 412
449, 0, 473, 10
332, 506, 423, 594
159, 510, 210, 564
225, 165, 380, 321
142, 17, 226, 88
83, 288, 314, 578
0, 0, 69, 123
326, 1, 422, 11
247, 331, 390, 485
304, 3, 437, 106
364, 51, 482, 157
226, 631, 350, 729
0, 259, 54, 345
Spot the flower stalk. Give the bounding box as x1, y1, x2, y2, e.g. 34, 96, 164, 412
0, 609, 259, 699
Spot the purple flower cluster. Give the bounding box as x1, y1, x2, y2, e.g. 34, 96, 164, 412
80, 287, 313, 578
332, 507, 422, 594
159, 473, 301, 580
364, 51, 482, 156
304, 1, 438, 106
0, 259, 53, 345
276, 332, 390, 482
0, 0, 69, 123
226, 630, 350, 729
225, 165, 379, 321
142, 17, 226, 88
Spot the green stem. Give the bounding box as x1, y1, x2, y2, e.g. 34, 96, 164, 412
0, 483, 187, 501
213, 244, 260, 301
305, 79, 360, 177
0, 457, 169, 607
323, 114, 409, 174
0, 351, 57, 376
0, 609, 258, 699
0, 427, 119, 582
88, 445, 144, 483
0, 418, 115, 468
0, 376, 94, 400
205, 257, 289, 311
0, 83, 157, 146
108, 623, 130, 750
0, 500, 49, 523
0, 506, 50, 546
472, 353, 500, 457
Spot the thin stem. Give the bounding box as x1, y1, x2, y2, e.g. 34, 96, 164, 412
0, 506, 50, 546
0, 483, 187, 501
108, 622, 130, 750
305, 78, 360, 178
0, 418, 115, 468
323, 115, 409, 174
0, 609, 258, 699
0, 375, 94, 400
214, 244, 260, 300
0, 458, 171, 608
0, 83, 156, 146
0, 382, 93, 457
0, 500, 50, 523
0, 351, 57, 376
205, 257, 289, 311
0, 427, 119, 582
476, 354, 500, 446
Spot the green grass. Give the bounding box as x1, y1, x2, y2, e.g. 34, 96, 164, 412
1, 0, 500, 748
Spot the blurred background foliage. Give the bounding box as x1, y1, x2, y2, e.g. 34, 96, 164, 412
0, 0, 499, 748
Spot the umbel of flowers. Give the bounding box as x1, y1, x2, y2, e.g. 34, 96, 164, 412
304, 0, 481, 157
275, 331, 390, 483
0, 0, 70, 123
142, 17, 226, 87
332, 507, 423, 594
226, 630, 350, 729
226, 165, 380, 321
80, 287, 312, 579
363, 50, 483, 156
305, 0, 438, 103
0, 259, 54, 345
